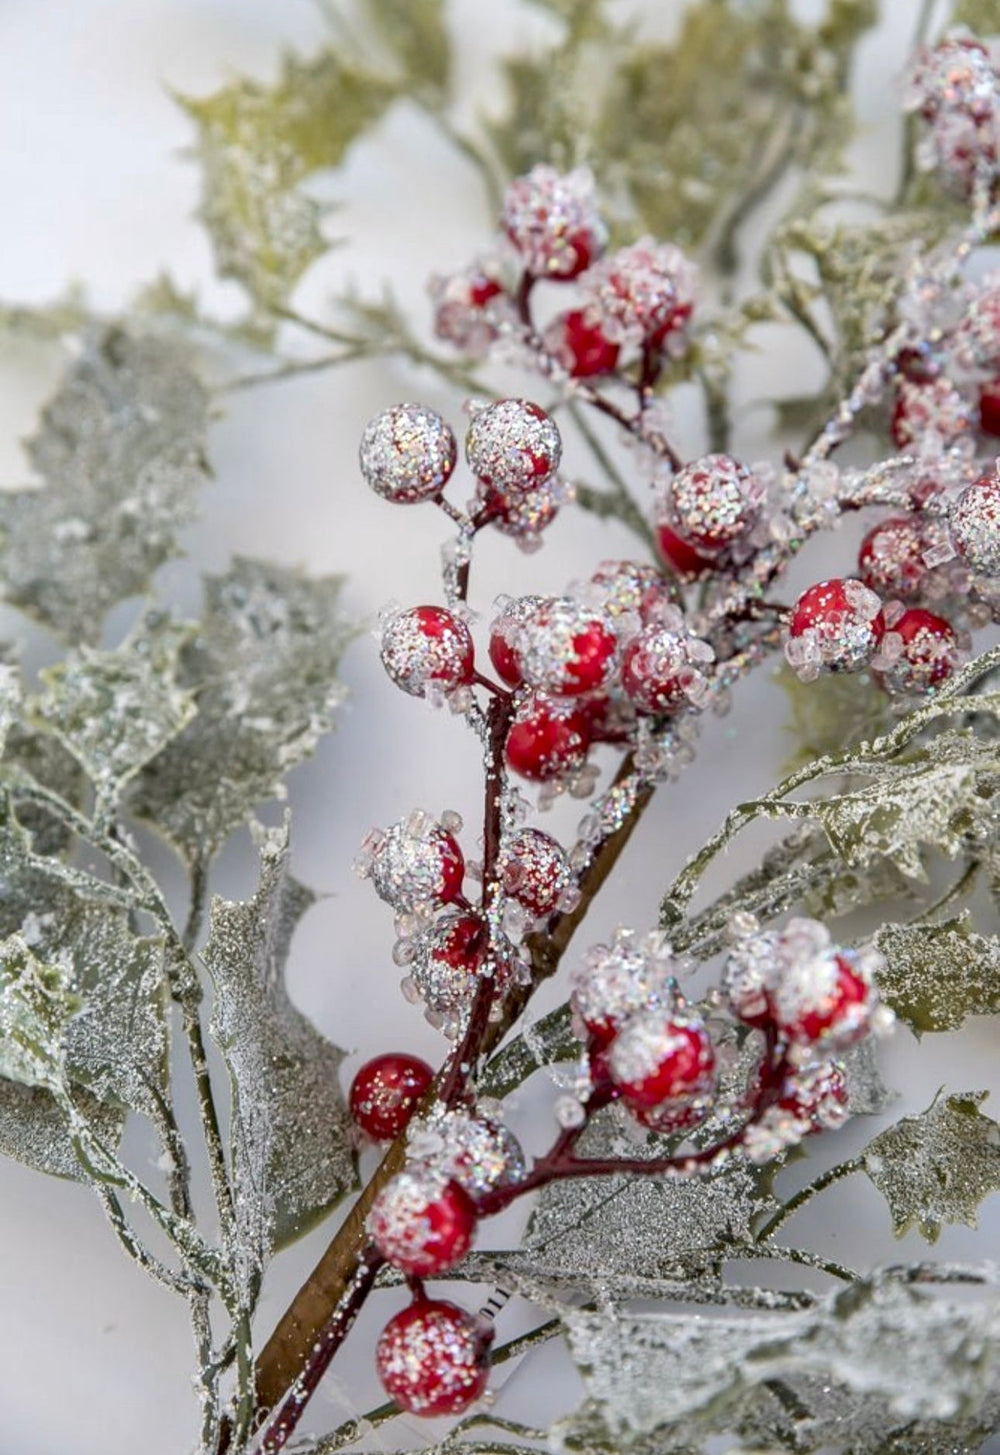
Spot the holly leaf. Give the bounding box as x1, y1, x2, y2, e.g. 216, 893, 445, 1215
0, 935, 80, 1091
874, 918, 1000, 1036
129, 557, 354, 866
0, 328, 209, 644
0, 1078, 125, 1182
480, 1002, 578, 1099
181, 53, 398, 317
202, 821, 357, 1263
863, 1091, 1000, 1242
776, 662, 892, 775
951, 0, 1000, 33
362, 0, 450, 94
33, 612, 197, 803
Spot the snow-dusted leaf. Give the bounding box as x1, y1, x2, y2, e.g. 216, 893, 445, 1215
863, 1091, 1000, 1243
3, 723, 85, 856
202, 822, 357, 1261
557, 1277, 1000, 1443
362, 0, 450, 93
874, 918, 1000, 1036
0, 1077, 125, 1181
776, 663, 892, 774
840, 1036, 895, 1117
129, 557, 353, 864
181, 53, 397, 316
34, 612, 197, 801
0, 935, 79, 1090
0, 328, 209, 644
808, 732, 1000, 880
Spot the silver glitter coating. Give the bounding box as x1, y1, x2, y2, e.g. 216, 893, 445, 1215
578, 237, 697, 348
485, 479, 561, 544
429, 259, 512, 357
771, 945, 878, 1048
662, 454, 764, 553
500, 826, 573, 919
723, 930, 781, 1024
465, 399, 562, 494
501, 164, 607, 278
872, 609, 962, 696
951, 271, 1000, 377
950, 471, 1000, 575
785, 578, 884, 680
588, 559, 663, 625
408, 1106, 526, 1196
607, 1010, 715, 1102
892, 376, 975, 449
903, 32, 1000, 191
409, 913, 485, 1020
512, 595, 619, 697
379, 605, 474, 698
571, 929, 677, 1037
362, 812, 464, 912
359, 403, 457, 504
858, 515, 934, 597
621, 623, 713, 715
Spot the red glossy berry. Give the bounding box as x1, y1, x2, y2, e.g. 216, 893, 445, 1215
368, 1167, 477, 1276
786, 578, 885, 677
950, 469, 1000, 576
778, 1061, 849, 1134
380, 606, 474, 699
466, 399, 561, 494
487, 595, 544, 686
363, 814, 465, 912
515, 597, 619, 697
621, 625, 701, 715
502, 164, 607, 280
546, 309, 621, 377
655, 523, 716, 580
608, 1012, 716, 1112
504, 693, 591, 782
772, 951, 872, 1046
874, 607, 960, 695
411, 913, 485, 1018
858, 516, 930, 598
349, 1053, 434, 1141
980, 380, 1000, 436
376, 1299, 493, 1416
500, 828, 572, 919
662, 454, 764, 555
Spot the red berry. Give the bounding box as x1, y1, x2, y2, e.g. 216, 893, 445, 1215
778, 1061, 849, 1134
772, 951, 872, 1046
858, 516, 930, 598
487, 595, 544, 686
655, 524, 716, 579
380, 606, 474, 699
546, 309, 621, 377
608, 1012, 716, 1112
363, 814, 465, 911
349, 1053, 434, 1141
500, 828, 572, 919
572, 939, 668, 1050
376, 1299, 493, 1416
410, 913, 485, 1019
368, 1167, 477, 1276
874, 607, 960, 696
514, 597, 619, 697
578, 238, 696, 349
504, 693, 591, 782
589, 559, 665, 624
980, 380, 1000, 436
661, 454, 764, 555
786, 578, 885, 677
621, 625, 700, 715
891, 377, 974, 450
359, 404, 457, 504
950, 469, 1000, 576
466, 399, 561, 494
502, 165, 607, 280
482, 482, 560, 543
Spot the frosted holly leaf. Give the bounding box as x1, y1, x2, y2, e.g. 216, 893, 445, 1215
0, 327, 209, 645
556, 1277, 1000, 1442
0, 936, 79, 1091
506, 1110, 770, 1290
0, 1078, 124, 1182
776, 663, 892, 775
34, 612, 197, 802
874, 918, 1000, 1036
202, 821, 357, 1262
807, 731, 1000, 880
361, 0, 450, 93
181, 53, 398, 317
129, 557, 353, 865
3, 722, 85, 856
841, 1036, 894, 1116
863, 1091, 1000, 1243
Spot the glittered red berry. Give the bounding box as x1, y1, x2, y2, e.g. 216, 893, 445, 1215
621, 625, 707, 715
890, 377, 974, 450
950, 469, 1000, 576
410, 913, 485, 1020
359, 403, 457, 504
589, 559, 665, 625
786, 578, 885, 678
578, 238, 696, 349
482, 482, 560, 544
504, 693, 591, 782
375, 1299, 493, 1417
655, 523, 716, 580
515, 597, 619, 697
778, 1061, 849, 1135
466, 399, 561, 494
546, 309, 621, 377
858, 516, 930, 598
874, 607, 961, 696
487, 595, 544, 686
772, 951, 873, 1047
662, 454, 764, 554
349, 1053, 434, 1141
608, 1012, 716, 1113
502, 165, 607, 280
571, 936, 676, 1051
360, 812, 465, 911
500, 828, 572, 919
380, 606, 474, 699
980, 380, 1000, 437
368, 1167, 477, 1276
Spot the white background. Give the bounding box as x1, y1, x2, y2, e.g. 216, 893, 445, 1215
0, 2, 997, 1452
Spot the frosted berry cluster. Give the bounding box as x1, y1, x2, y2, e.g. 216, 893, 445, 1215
903, 30, 1000, 194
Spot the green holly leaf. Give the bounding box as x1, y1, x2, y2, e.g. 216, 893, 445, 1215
202, 821, 357, 1260
181, 52, 398, 317
0, 1078, 125, 1182
863, 1091, 1000, 1242
480, 1002, 578, 1099
951, 0, 1000, 33
129, 557, 354, 866
362, 0, 450, 94
874, 918, 1000, 1036
34, 612, 197, 804
0, 328, 209, 645
0, 935, 80, 1091
776, 662, 893, 774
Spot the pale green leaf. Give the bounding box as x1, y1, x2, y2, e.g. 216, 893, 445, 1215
34, 612, 197, 801
181, 53, 398, 315
951, 0, 1000, 32
0, 1077, 125, 1182
202, 821, 357, 1260
362, 0, 450, 93
129, 556, 354, 865
776, 661, 893, 774
0, 327, 209, 644
863, 1091, 1000, 1242
0, 935, 79, 1091
875, 917, 1000, 1036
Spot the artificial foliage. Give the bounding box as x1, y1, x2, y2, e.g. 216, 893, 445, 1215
2, 2, 1000, 1453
